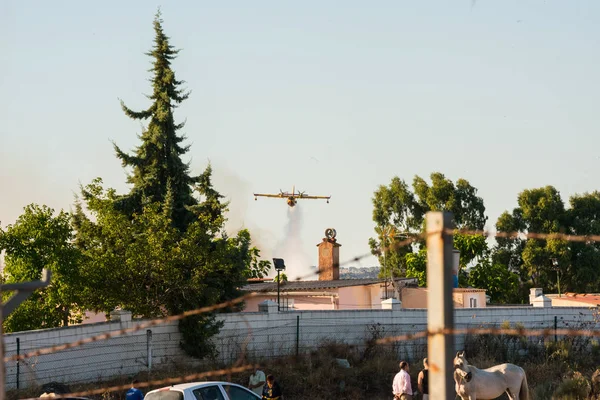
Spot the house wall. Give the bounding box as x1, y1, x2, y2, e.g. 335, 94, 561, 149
370, 284, 383, 308
243, 284, 388, 312
551, 298, 597, 307
243, 295, 264, 312
293, 296, 336, 310
242, 294, 337, 311
338, 286, 374, 309
402, 288, 487, 309
81, 311, 107, 324
5, 306, 598, 391
401, 288, 428, 308
452, 292, 465, 307
462, 292, 487, 308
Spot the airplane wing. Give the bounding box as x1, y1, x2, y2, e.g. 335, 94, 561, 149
298, 195, 331, 200
254, 193, 284, 198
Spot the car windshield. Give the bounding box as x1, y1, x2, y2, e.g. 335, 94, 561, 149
145, 390, 184, 400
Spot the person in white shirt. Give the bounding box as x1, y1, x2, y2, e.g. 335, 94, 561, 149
248, 367, 266, 396
392, 361, 413, 400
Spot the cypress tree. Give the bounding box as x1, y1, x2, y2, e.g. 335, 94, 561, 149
113, 9, 198, 232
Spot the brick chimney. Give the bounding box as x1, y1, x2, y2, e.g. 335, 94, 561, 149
317, 228, 341, 281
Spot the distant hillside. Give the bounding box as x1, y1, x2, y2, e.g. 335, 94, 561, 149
339, 266, 381, 279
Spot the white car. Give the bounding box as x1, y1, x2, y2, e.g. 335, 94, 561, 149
144, 381, 262, 400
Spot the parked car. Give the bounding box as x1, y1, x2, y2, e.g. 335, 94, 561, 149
39, 381, 91, 400
144, 382, 261, 400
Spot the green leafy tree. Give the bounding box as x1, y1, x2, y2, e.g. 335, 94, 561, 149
73, 11, 270, 359
74, 173, 269, 358
468, 260, 521, 304
0, 204, 83, 332
404, 248, 426, 284
493, 186, 569, 295
369, 172, 488, 285
565, 191, 600, 292
495, 189, 600, 296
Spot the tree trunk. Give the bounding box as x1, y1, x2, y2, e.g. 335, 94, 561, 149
62, 306, 69, 327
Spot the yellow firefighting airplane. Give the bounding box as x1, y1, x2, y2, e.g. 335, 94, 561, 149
253, 186, 331, 207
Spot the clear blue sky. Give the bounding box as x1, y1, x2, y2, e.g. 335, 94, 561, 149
2, 1, 600, 274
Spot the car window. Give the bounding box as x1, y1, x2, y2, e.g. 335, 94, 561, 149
192, 386, 225, 400
221, 385, 259, 400
145, 391, 184, 400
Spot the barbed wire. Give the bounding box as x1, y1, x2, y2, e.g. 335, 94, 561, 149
374, 325, 600, 345
7, 226, 600, 366
16, 324, 600, 399
18, 364, 257, 400
4, 236, 421, 364
6, 226, 600, 365
8, 226, 600, 396
3, 294, 258, 363
449, 227, 600, 243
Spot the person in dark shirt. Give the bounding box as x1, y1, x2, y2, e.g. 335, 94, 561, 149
262, 375, 283, 400
126, 379, 144, 400
417, 358, 429, 400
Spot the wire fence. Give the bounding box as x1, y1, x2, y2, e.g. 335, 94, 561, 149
5, 333, 164, 390
4, 221, 600, 399
4, 306, 599, 393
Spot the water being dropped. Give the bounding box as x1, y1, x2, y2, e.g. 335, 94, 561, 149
273, 205, 315, 281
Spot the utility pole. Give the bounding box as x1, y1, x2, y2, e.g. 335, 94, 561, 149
277, 269, 281, 311
551, 258, 561, 297
426, 212, 455, 399
273, 259, 285, 312
0, 269, 52, 400
383, 232, 388, 299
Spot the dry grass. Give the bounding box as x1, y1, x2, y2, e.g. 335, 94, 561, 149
6, 340, 416, 400
8, 332, 600, 400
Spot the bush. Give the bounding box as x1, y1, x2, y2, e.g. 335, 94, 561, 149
552, 371, 590, 399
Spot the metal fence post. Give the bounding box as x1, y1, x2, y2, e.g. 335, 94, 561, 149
296, 315, 300, 356
426, 212, 456, 399
146, 330, 153, 371
16, 338, 20, 390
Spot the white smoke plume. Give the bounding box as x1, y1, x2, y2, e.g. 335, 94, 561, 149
207, 163, 276, 262
273, 205, 316, 281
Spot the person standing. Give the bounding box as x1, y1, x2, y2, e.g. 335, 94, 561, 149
126, 380, 144, 400
417, 358, 429, 400
248, 367, 266, 396
392, 361, 413, 400
262, 375, 283, 400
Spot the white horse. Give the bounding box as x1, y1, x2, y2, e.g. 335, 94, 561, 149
453, 351, 529, 400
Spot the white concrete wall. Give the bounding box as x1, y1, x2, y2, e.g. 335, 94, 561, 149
5, 306, 598, 391
4, 318, 196, 391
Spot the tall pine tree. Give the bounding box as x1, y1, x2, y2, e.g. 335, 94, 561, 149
113, 9, 198, 232
73, 10, 271, 359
